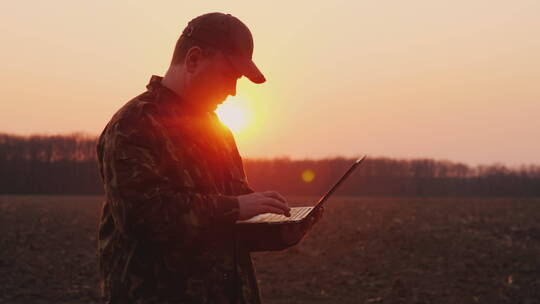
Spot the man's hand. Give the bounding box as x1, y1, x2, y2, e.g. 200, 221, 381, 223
237, 191, 290, 220
279, 206, 324, 246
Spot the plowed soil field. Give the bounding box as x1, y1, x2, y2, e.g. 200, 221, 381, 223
1, 196, 539, 303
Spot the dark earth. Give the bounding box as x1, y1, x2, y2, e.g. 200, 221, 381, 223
1, 195, 539, 303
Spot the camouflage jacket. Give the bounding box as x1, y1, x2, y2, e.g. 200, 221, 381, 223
97, 75, 260, 303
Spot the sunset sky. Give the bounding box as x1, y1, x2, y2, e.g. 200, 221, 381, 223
1, 1, 539, 166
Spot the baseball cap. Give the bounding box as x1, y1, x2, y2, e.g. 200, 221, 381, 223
181, 12, 266, 84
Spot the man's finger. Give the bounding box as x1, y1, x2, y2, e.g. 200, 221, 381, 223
311, 207, 323, 223
261, 198, 290, 213
262, 191, 288, 205
314, 207, 323, 218
260, 205, 286, 215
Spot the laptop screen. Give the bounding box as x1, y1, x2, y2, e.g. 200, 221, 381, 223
314, 155, 366, 208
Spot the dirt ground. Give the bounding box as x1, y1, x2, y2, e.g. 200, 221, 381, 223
1, 195, 539, 304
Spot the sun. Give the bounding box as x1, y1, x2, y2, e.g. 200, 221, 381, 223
216, 96, 251, 133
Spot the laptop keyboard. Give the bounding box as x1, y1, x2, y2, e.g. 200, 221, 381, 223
237, 207, 314, 224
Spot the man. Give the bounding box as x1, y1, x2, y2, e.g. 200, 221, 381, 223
97, 12, 322, 303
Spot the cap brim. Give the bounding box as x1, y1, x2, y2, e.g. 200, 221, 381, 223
225, 55, 266, 84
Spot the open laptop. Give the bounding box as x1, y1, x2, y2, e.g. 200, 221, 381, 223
236, 155, 366, 225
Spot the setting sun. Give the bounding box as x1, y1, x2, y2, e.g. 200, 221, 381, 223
216, 96, 252, 133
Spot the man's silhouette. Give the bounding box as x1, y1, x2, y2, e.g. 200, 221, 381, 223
97, 12, 322, 303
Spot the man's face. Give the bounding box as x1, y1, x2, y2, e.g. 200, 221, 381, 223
188, 50, 242, 112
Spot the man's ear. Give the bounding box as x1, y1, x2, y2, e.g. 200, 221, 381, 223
184, 46, 203, 74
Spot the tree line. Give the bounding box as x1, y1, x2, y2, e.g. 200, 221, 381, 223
1, 133, 539, 196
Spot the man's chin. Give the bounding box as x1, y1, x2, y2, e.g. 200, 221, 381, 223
201, 96, 226, 112
207, 102, 221, 112
212, 99, 227, 110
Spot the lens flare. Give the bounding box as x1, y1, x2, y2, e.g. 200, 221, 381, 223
302, 169, 315, 183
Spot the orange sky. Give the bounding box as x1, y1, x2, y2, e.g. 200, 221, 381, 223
1, 1, 539, 166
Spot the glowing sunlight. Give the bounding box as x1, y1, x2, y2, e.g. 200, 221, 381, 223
216, 95, 252, 134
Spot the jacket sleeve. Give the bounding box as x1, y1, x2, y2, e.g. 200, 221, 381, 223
103, 108, 240, 246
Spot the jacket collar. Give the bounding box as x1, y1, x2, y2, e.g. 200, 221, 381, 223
146, 75, 211, 116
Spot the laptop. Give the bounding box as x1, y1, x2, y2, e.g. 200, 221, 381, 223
236, 155, 366, 225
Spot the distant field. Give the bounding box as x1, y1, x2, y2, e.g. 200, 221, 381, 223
1, 195, 539, 304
